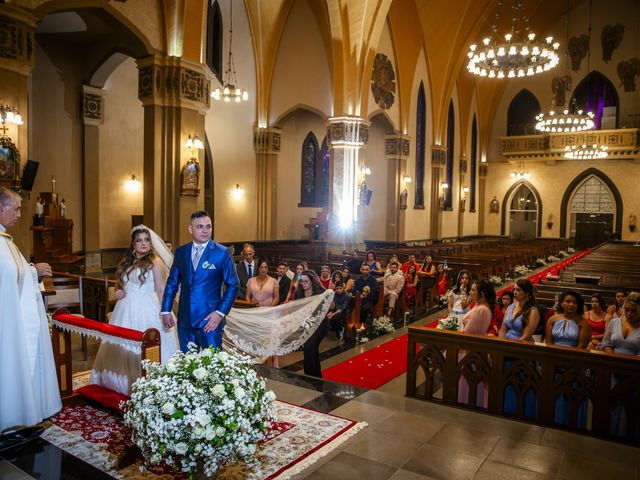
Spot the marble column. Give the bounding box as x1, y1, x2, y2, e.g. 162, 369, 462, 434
478, 163, 488, 234
385, 134, 411, 242
254, 127, 281, 240
430, 146, 447, 239
326, 116, 369, 250
136, 55, 210, 246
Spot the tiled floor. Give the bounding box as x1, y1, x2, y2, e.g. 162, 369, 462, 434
2, 309, 638, 479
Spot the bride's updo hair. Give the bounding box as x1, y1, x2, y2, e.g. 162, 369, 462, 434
116, 227, 156, 286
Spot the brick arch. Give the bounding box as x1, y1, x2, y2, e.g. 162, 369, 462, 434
560, 168, 623, 237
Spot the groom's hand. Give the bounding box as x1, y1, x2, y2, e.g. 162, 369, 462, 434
161, 313, 175, 329
203, 311, 223, 332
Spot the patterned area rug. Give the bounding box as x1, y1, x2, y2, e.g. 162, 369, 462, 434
41, 401, 366, 479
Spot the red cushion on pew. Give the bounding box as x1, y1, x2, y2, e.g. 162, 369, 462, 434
53, 313, 145, 342
77, 384, 130, 411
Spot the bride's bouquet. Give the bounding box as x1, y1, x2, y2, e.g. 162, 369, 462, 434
122, 345, 276, 478
437, 314, 461, 331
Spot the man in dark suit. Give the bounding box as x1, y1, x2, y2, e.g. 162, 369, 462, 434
161, 210, 239, 351
354, 263, 379, 325
236, 243, 256, 299
276, 261, 291, 304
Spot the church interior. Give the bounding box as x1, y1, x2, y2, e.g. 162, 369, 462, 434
1, 0, 640, 478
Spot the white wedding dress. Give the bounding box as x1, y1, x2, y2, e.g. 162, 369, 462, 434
90, 268, 179, 396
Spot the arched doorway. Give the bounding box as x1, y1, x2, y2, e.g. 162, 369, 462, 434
568, 176, 615, 248
508, 184, 538, 239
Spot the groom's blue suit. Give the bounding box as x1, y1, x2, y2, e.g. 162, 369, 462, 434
161, 241, 239, 351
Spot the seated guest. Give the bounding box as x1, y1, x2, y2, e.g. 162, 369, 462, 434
354, 263, 379, 325
498, 279, 540, 342
383, 261, 405, 317
340, 266, 355, 292
365, 250, 382, 272
458, 279, 495, 408
246, 257, 279, 307
402, 253, 420, 273
545, 290, 591, 349
275, 262, 291, 305
318, 265, 332, 289
586, 293, 608, 349
236, 243, 256, 299
448, 269, 471, 316
327, 280, 351, 340
605, 289, 627, 323
600, 291, 640, 355
403, 263, 419, 308
285, 262, 307, 302
384, 254, 400, 276
345, 250, 362, 274
489, 290, 513, 335
419, 255, 436, 277
436, 264, 448, 296
328, 270, 343, 290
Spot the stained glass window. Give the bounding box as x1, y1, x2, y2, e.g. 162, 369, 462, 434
570, 176, 614, 213
415, 83, 426, 208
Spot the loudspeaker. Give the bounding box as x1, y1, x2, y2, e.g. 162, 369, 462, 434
21, 160, 39, 191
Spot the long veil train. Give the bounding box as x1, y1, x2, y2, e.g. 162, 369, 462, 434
140, 225, 334, 357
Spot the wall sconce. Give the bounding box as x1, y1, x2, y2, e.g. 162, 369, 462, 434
547, 213, 554, 230
126, 174, 142, 192
402, 175, 412, 184
185, 134, 204, 162
0, 104, 23, 137
361, 165, 371, 176
232, 183, 244, 200
460, 185, 469, 212
462, 186, 470, 194
630, 214, 637, 232
441, 182, 449, 190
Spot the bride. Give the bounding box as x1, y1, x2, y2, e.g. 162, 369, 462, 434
90, 226, 179, 396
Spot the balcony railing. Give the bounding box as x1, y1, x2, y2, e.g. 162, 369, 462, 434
501, 128, 640, 160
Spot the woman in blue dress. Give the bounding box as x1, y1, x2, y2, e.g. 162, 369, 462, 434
498, 279, 540, 418
545, 290, 592, 427
365, 250, 382, 272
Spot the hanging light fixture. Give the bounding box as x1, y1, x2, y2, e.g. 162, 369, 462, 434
535, 0, 594, 133
211, 0, 248, 103
0, 104, 23, 135
467, 1, 560, 79
564, 144, 608, 159
510, 160, 531, 179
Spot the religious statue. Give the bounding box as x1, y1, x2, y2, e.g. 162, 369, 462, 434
180, 159, 200, 196
33, 196, 44, 226
400, 188, 408, 210
617, 58, 640, 92
438, 192, 445, 211
551, 75, 572, 107
568, 35, 589, 71
359, 180, 368, 205
459, 196, 466, 212
629, 214, 637, 232
60, 198, 66, 218
489, 196, 499, 213
51, 176, 56, 194
601, 24, 624, 63
547, 214, 554, 230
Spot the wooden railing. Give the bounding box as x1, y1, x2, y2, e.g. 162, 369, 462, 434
406, 326, 640, 445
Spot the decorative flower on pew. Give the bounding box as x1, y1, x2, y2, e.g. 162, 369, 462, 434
557, 250, 569, 258
535, 258, 547, 267
567, 247, 576, 254
513, 265, 532, 277
547, 255, 560, 262
437, 315, 461, 331
371, 316, 395, 335
489, 275, 503, 287
122, 344, 276, 478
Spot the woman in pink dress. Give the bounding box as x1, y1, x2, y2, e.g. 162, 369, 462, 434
246, 258, 279, 307
457, 279, 496, 408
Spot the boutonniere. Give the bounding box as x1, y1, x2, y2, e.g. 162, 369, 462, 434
201, 261, 216, 270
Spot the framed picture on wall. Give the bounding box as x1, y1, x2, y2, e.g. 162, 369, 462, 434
0, 136, 20, 188
180, 159, 200, 196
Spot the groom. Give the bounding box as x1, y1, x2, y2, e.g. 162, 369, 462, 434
161, 210, 239, 351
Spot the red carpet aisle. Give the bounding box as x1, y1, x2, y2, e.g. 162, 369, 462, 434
41, 402, 366, 479
323, 335, 409, 389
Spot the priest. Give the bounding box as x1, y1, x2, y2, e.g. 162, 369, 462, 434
0, 187, 61, 432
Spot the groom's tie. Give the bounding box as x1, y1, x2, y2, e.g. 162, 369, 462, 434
193, 244, 204, 270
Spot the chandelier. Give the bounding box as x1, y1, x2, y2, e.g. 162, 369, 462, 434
564, 144, 608, 160
510, 160, 531, 179
467, 1, 560, 79
535, 105, 595, 133
212, 0, 248, 103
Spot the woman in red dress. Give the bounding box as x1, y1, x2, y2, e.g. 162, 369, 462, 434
586, 293, 608, 349
404, 263, 419, 307
436, 264, 448, 296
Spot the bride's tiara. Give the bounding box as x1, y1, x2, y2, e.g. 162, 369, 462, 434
131, 224, 149, 234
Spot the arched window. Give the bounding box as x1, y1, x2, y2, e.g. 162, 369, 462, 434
206, 1, 223, 82
570, 176, 614, 214
415, 82, 426, 208
299, 133, 328, 207
507, 89, 541, 136
571, 71, 619, 129
508, 184, 538, 239
445, 100, 454, 209
470, 115, 477, 212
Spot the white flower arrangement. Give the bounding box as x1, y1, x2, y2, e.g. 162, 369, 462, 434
358, 337, 370, 344
535, 258, 547, 267
557, 250, 569, 258
437, 314, 461, 331
547, 255, 560, 262
371, 315, 395, 335
122, 345, 276, 478
513, 265, 531, 277
567, 247, 576, 253
489, 275, 503, 286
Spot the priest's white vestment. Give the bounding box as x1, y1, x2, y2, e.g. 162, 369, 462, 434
0, 230, 61, 431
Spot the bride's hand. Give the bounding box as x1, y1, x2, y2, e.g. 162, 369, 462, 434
161, 313, 175, 329
115, 289, 126, 299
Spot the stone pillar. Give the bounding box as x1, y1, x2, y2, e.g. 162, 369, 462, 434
326, 116, 369, 250
478, 163, 488, 234
0, 6, 37, 249
429, 146, 447, 239
458, 155, 468, 237
81, 86, 104, 258
385, 134, 411, 242
254, 127, 281, 240
136, 55, 210, 246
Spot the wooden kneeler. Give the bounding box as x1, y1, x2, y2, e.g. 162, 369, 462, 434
50, 309, 161, 468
